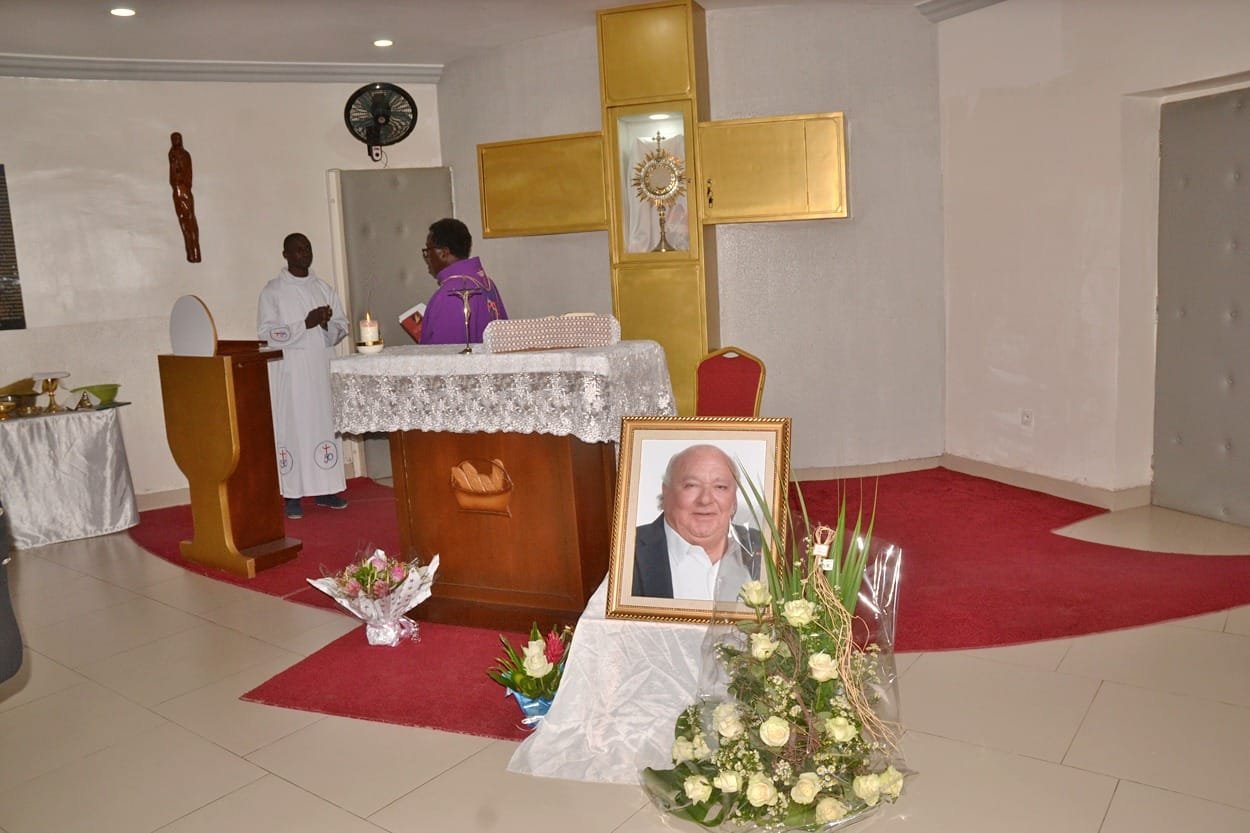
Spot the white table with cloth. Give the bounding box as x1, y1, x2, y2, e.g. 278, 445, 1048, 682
0, 407, 139, 549
508, 578, 709, 783
329, 341, 675, 631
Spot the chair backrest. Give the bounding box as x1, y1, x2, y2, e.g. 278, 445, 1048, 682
695, 346, 766, 417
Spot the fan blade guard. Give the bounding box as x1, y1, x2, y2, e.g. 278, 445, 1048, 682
344, 82, 418, 160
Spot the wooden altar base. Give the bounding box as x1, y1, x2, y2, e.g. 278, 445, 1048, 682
389, 430, 615, 632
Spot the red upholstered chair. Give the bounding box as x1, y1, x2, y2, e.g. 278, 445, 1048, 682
695, 347, 766, 417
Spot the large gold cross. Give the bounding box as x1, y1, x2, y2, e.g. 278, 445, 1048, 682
476, 0, 846, 414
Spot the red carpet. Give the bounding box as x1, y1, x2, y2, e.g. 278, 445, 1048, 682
128, 478, 403, 612
241, 622, 533, 741
129, 468, 1250, 734
801, 468, 1250, 651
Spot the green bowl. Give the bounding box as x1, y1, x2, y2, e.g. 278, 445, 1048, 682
72, 383, 120, 406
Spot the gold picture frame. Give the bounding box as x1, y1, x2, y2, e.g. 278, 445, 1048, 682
605, 416, 791, 624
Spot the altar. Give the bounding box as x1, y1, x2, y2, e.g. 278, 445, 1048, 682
330, 341, 675, 630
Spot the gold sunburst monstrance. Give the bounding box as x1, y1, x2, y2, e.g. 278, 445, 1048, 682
631, 132, 687, 252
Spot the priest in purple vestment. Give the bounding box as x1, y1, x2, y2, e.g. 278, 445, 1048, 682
418, 217, 508, 345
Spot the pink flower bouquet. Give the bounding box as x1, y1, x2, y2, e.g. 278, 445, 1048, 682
308, 548, 439, 646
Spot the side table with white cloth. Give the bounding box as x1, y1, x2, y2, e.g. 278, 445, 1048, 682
330, 341, 675, 631
508, 578, 707, 783
0, 407, 139, 549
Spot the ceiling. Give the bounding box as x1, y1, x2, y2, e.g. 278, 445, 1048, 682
1, 1, 999, 83
1, 0, 872, 69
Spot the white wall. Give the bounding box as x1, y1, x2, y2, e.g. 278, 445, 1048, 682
437, 24, 612, 321
941, 0, 1250, 490
0, 77, 441, 496
1, 0, 948, 497
705, 2, 943, 469
437, 0, 945, 470
12, 0, 1239, 499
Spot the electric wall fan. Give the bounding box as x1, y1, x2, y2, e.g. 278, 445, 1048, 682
344, 82, 418, 161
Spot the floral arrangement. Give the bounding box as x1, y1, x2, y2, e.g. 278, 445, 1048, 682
642, 481, 906, 831
307, 547, 439, 646
487, 622, 573, 701
332, 548, 417, 599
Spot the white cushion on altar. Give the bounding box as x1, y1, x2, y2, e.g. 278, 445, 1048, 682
481, 314, 620, 353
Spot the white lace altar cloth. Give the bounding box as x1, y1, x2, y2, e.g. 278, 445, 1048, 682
330, 341, 675, 443
507, 579, 707, 783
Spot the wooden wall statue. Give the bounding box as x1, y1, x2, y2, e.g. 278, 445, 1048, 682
168, 132, 201, 263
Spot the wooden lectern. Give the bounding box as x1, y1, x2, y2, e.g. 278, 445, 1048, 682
157, 296, 300, 577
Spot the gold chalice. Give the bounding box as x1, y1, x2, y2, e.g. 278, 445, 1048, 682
31, 371, 70, 413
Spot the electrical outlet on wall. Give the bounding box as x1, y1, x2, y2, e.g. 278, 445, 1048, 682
1020, 409, 1034, 433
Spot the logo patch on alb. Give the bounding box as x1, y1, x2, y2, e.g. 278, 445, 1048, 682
315, 440, 339, 470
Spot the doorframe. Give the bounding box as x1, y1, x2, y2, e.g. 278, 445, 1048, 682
324, 169, 366, 479
1121, 71, 1250, 496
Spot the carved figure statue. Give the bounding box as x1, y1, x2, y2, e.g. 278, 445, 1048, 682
169, 132, 201, 263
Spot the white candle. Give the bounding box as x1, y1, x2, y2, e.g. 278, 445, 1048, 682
360, 313, 379, 343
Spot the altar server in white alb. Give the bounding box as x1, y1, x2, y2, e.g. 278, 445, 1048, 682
257, 232, 350, 520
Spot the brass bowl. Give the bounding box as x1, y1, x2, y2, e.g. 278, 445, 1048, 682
0, 379, 36, 397
0, 392, 38, 411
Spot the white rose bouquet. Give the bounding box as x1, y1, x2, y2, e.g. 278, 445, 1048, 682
307, 548, 439, 646
487, 622, 573, 699
642, 480, 908, 831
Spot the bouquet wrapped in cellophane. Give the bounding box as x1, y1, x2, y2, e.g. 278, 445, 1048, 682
487, 622, 574, 728
308, 548, 439, 646
642, 478, 908, 832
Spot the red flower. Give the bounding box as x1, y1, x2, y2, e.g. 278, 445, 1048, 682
544, 629, 566, 664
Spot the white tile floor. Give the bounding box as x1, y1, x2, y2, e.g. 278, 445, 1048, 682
2, 509, 1249, 833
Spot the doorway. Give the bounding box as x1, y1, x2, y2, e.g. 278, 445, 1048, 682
1152, 87, 1250, 525
330, 167, 454, 480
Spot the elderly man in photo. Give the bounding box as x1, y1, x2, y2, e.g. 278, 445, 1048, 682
632, 444, 762, 601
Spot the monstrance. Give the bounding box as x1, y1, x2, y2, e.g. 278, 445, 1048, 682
631, 132, 687, 252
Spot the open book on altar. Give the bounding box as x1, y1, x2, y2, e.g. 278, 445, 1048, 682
398, 302, 426, 343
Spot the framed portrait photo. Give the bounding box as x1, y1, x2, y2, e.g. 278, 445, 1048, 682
605, 416, 791, 623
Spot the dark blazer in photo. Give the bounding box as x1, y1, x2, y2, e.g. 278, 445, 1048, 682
631, 514, 762, 599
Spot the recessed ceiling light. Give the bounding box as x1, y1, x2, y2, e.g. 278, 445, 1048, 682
373, 39, 394, 48
110, 7, 136, 16
649, 113, 671, 120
